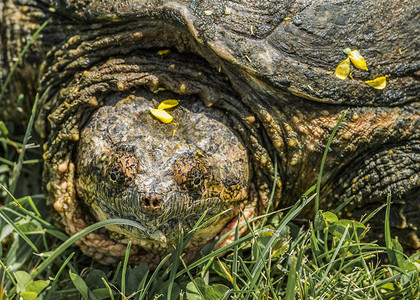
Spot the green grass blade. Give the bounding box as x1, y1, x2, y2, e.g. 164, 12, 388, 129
319, 224, 349, 288
176, 234, 254, 279
31, 218, 153, 279
110, 262, 122, 285
46, 252, 75, 299
138, 253, 172, 300
135, 269, 149, 298
384, 194, 406, 269
0, 209, 39, 252
362, 202, 387, 225
0, 19, 50, 104
285, 254, 298, 300
240, 210, 278, 300
0, 260, 17, 286
1, 185, 68, 241
246, 195, 313, 300
101, 278, 115, 300
332, 196, 354, 214
315, 111, 346, 214
232, 215, 240, 290
121, 241, 132, 296
0, 157, 14, 167
167, 231, 183, 300
8, 93, 39, 200
180, 257, 206, 299
238, 255, 252, 283
24, 196, 41, 217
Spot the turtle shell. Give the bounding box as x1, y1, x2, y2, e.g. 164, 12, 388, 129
40, 0, 419, 106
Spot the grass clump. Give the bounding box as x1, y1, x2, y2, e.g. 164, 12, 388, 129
1, 106, 419, 298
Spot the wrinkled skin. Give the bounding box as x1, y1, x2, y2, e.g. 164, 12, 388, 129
1, 0, 419, 265
76, 93, 250, 253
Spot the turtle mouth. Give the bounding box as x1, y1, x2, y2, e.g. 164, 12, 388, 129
100, 193, 234, 245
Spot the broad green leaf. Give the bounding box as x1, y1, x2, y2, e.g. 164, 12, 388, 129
84, 270, 108, 290
330, 220, 365, 240
69, 271, 90, 300
0, 222, 13, 240
15, 270, 33, 292
25, 280, 49, 293
314, 210, 326, 231
19, 280, 49, 299
323, 211, 339, 225
186, 279, 205, 300
388, 239, 409, 270
5, 236, 39, 272
315, 211, 338, 231
16, 218, 43, 234
92, 287, 116, 299
155, 281, 181, 300
186, 278, 228, 300
252, 230, 286, 260
126, 265, 149, 295
207, 284, 229, 299
19, 291, 38, 300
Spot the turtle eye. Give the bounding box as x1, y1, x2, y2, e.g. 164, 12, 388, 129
105, 148, 138, 186
110, 172, 118, 182
186, 170, 204, 191
173, 153, 208, 191
109, 166, 123, 183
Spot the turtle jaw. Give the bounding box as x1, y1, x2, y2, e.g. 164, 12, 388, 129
91, 184, 244, 247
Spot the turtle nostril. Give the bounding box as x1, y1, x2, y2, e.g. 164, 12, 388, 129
141, 195, 162, 211
144, 198, 150, 206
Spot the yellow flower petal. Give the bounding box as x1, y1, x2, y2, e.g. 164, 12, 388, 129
365, 76, 387, 90
348, 50, 368, 70
157, 49, 171, 55
150, 108, 173, 123
335, 58, 350, 80
196, 149, 206, 157
158, 99, 179, 110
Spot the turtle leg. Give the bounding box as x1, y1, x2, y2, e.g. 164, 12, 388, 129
216, 185, 262, 248
332, 142, 420, 249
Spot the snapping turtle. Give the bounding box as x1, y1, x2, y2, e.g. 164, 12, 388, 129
1, 0, 419, 265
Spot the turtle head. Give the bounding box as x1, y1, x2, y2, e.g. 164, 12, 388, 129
75, 92, 250, 249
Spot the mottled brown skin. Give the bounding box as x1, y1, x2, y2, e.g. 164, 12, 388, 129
75, 93, 251, 260
1, 0, 419, 265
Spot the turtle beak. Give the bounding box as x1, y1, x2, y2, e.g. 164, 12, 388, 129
146, 229, 167, 244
